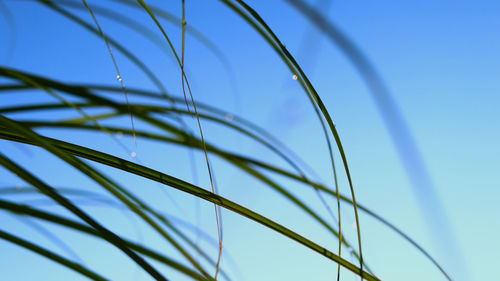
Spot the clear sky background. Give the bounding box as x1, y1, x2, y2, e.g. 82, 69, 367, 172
0, 1, 499, 281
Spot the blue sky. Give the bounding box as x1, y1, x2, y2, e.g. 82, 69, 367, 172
0, 0, 499, 280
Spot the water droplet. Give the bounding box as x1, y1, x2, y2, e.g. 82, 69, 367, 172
292, 74, 298, 80
131, 152, 137, 157
116, 75, 122, 82
225, 114, 234, 121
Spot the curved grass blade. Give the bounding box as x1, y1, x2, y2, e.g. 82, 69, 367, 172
2, 118, 451, 279
0, 126, 379, 281
16, 119, 452, 278
4, 100, 450, 279
0, 228, 108, 281
59, 122, 450, 279
1, 184, 241, 279
219, 1, 353, 275
284, 2, 461, 277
